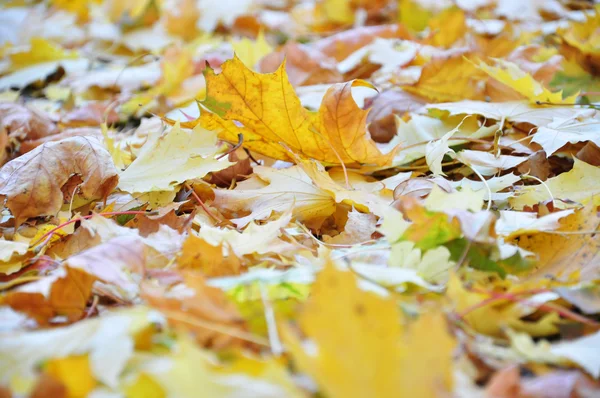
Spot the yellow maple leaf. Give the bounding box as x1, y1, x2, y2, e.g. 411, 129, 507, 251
426, 7, 467, 48
476, 58, 579, 104
199, 56, 397, 166
46, 355, 97, 398
8, 38, 78, 72
558, 8, 600, 75
283, 262, 455, 398
231, 30, 273, 69
398, 0, 432, 32
316, 0, 354, 25
122, 45, 204, 115
403, 55, 486, 102
509, 204, 600, 281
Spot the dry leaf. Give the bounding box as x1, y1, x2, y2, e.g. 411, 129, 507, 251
403, 55, 486, 102
510, 204, 600, 280
142, 272, 248, 349
4, 266, 96, 324
199, 56, 397, 166
177, 233, 241, 277
0, 136, 118, 226
283, 262, 455, 398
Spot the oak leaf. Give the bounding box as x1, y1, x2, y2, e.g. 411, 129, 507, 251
200, 56, 397, 166
0, 136, 119, 226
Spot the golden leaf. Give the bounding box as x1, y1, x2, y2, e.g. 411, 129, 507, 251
46, 355, 97, 398
200, 56, 396, 166
283, 262, 455, 398
176, 233, 241, 277
8, 38, 78, 71
477, 58, 579, 104
510, 204, 600, 280
425, 7, 467, 48
403, 55, 486, 102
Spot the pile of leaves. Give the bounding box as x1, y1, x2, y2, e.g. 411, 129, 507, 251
2, 0, 600, 396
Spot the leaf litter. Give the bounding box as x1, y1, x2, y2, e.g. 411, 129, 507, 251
1, 0, 600, 397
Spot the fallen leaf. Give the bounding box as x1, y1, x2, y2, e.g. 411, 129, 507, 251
403, 54, 486, 102
0, 307, 153, 390
118, 123, 230, 194
509, 204, 600, 280
3, 266, 96, 324
176, 233, 241, 277
477, 58, 578, 104
142, 272, 248, 349
511, 159, 600, 209
324, 209, 377, 244
551, 329, 600, 378
212, 165, 336, 227
427, 100, 591, 128
283, 262, 456, 398
46, 355, 96, 398
365, 89, 426, 143
532, 114, 600, 156
0, 136, 118, 226
200, 56, 397, 166
0, 102, 58, 142
231, 30, 273, 69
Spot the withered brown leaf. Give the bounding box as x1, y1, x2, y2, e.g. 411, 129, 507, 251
0, 136, 118, 226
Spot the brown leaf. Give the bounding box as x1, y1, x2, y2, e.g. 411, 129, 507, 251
576, 141, 600, 166
314, 24, 411, 60
207, 148, 253, 188
142, 272, 249, 349
0, 103, 57, 142
259, 42, 342, 86
61, 102, 119, 128
517, 151, 551, 181
4, 266, 96, 324
0, 136, 118, 226
19, 127, 102, 153
176, 233, 241, 277
365, 89, 425, 143
136, 209, 192, 236
30, 373, 67, 398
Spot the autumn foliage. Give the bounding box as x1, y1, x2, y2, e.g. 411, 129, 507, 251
1, 0, 600, 397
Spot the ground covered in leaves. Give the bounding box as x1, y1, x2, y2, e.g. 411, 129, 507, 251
1, 0, 600, 397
